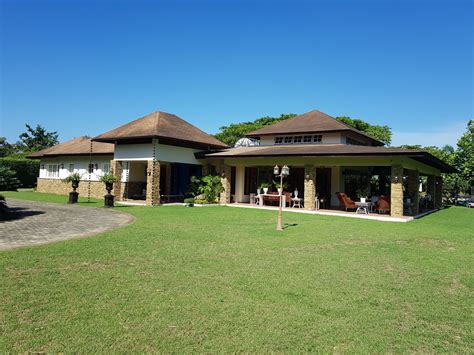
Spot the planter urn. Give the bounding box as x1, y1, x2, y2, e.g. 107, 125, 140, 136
68, 181, 79, 204
104, 182, 115, 208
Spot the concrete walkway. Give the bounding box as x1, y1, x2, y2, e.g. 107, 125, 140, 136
0, 199, 133, 251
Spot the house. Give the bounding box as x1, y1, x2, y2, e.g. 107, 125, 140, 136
29, 109, 455, 218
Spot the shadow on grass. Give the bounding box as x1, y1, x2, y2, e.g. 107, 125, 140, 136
283, 223, 299, 230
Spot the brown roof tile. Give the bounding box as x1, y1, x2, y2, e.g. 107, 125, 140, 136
246, 110, 384, 146
27, 136, 114, 158
203, 144, 456, 173
93, 111, 228, 149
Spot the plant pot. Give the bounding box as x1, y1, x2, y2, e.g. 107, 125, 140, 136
360, 197, 366, 203
185, 203, 194, 207
71, 181, 79, 191
257, 188, 261, 195
263, 188, 269, 194
68, 191, 79, 204
278, 188, 282, 194
104, 194, 114, 207
105, 182, 114, 194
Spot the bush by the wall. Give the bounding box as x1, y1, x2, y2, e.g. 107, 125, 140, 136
0, 158, 40, 188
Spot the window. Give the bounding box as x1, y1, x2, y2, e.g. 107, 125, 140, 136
313, 135, 322, 143
88, 163, 95, 174
47, 164, 59, 178
68, 164, 75, 173
274, 137, 283, 145
293, 136, 302, 144
284, 136, 293, 144
103, 163, 110, 173
303, 135, 312, 143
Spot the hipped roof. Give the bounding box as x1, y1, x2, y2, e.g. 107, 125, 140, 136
27, 136, 114, 158
246, 110, 384, 146
203, 144, 456, 173
93, 111, 228, 149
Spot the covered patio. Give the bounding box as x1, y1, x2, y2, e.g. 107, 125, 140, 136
204, 144, 454, 219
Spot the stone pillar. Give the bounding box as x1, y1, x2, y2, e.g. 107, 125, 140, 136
234, 165, 245, 203
219, 165, 232, 204
434, 176, 443, 209
146, 160, 161, 206
111, 160, 123, 200
427, 175, 436, 209
406, 169, 420, 216
390, 165, 404, 217
304, 165, 316, 210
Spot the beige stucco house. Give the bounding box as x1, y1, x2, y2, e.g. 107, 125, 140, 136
29, 109, 455, 219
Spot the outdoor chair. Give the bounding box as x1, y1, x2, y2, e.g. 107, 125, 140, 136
375, 195, 390, 214
336, 192, 357, 212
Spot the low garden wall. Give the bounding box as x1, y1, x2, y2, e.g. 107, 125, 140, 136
36, 178, 109, 199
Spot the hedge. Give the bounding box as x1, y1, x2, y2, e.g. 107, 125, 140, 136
0, 157, 40, 188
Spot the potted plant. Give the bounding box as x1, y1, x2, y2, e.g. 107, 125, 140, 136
273, 180, 289, 194
99, 173, 120, 207
184, 197, 195, 207
356, 187, 369, 203
260, 182, 272, 195
62, 172, 82, 204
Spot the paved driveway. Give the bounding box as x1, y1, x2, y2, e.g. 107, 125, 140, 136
0, 199, 134, 251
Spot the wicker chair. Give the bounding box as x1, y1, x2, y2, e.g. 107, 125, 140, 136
336, 192, 357, 211
375, 195, 390, 214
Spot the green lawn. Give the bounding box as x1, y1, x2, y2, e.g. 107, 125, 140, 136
1, 191, 473, 352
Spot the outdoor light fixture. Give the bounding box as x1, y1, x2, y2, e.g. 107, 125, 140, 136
221, 171, 226, 178
393, 175, 399, 183
274, 165, 290, 231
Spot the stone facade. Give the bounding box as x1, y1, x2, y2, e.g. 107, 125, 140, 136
111, 160, 123, 200
303, 165, 316, 210
406, 169, 420, 216
146, 160, 161, 206
219, 165, 232, 204
36, 178, 108, 199
390, 165, 404, 217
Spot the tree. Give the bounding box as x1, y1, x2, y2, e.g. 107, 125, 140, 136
455, 120, 474, 194
0, 137, 16, 157
335, 116, 392, 145
16, 124, 59, 154
214, 114, 297, 146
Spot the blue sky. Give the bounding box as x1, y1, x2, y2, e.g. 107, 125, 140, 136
1, 0, 472, 147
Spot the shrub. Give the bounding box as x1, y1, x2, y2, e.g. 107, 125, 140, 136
183, 197, 195, 204
0, 193, 5, 201
62, 172, 82, 184
0, 158, 40, 188
198, 175, 223, 203
99, 173, 119, 184
0, 166, 20, 191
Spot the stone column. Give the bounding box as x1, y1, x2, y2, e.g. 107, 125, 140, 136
390, 165, 404, 217
111, 160, 123, 200
219, 165, 232, 204
434, 176, 443, 209
406, 169, 420, 216
304, 165, 316, 210
146, 160, 161, 206
427, 175, 436, 209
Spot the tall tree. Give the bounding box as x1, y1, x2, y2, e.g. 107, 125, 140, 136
16, 124, 59, 153
335, 116, 392, 145
0, 137, 16, 157
214, 114, 297, 146
455, 120, 474, 194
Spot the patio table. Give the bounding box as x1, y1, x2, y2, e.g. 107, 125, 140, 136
355, 201, 373, 214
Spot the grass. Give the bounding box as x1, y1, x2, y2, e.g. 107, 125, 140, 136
1, 191, 473, 352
